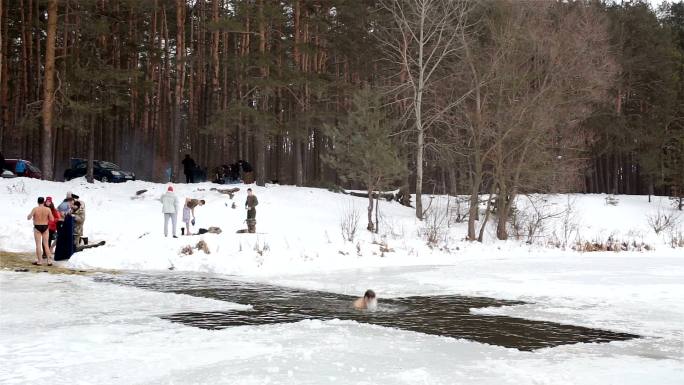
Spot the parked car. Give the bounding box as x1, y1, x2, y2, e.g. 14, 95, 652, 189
4, 159, 43, 179
64, 158, 135, 183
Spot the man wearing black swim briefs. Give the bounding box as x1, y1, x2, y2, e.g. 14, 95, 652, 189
27, 197, 54, 266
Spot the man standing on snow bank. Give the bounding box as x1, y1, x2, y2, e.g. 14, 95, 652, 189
27, 197, 54, 266
161, 185, 179, 238
245, 188, 258, 233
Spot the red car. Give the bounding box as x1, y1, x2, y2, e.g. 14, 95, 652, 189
4, 159, 43, 179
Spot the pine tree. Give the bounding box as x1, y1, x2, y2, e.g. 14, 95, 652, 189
324, 86, 405, 232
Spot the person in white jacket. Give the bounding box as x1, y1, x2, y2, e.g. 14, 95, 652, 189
160, 185, 179, 238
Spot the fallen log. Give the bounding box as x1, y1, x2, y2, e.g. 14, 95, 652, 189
210, 187, 240, 199
342, 190, 412, 207
345, 191, 397, 201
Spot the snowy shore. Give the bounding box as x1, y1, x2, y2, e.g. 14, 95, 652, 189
1, 177, 681, 276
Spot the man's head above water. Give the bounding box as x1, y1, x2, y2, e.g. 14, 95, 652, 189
354, 289, 378, 311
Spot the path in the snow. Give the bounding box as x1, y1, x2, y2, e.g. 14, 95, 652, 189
96, 272, 638, 351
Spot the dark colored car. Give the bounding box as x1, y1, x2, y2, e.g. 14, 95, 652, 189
4, 159, 43, 179
64, 158, 135, 183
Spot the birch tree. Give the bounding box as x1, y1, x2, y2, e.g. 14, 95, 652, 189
378, 0, 470, 219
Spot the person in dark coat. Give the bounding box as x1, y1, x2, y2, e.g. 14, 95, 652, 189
238, 160, 253, 173
228, 163, 240, 182
238, 160, 254, 184
55, 207, 75, 261
0, 151, 6, 172
182, 154, 196, 184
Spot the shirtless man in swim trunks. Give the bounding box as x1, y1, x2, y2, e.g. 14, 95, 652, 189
27, 197, 54, 266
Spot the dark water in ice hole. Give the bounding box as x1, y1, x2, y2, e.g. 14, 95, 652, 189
95, 273, 638, 351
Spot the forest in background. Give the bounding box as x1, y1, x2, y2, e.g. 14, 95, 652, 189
1, 0, 683, 233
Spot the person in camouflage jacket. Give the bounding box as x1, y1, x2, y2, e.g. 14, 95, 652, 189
71, 200, 85, 247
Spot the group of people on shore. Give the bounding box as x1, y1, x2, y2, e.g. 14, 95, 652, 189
159, 185, 259, 236
24, 183, 378, 311
213, 160, 254, 185
182, 154, 255, 185
27, 192, 85, 266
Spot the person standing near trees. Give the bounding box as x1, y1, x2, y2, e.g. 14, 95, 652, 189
182, 154, 196, 184
27, 197, 54, 266
15, 159, 26, 177
161, 185, 179, 238
245, 188, 258, 233
238, 160, 254, 184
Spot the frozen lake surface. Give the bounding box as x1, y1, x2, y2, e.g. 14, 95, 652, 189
2, 258, 683, 385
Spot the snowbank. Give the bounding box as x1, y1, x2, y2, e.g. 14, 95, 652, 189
0, 177, 681, 276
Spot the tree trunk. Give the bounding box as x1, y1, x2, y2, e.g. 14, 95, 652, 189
612, 153, 619, 194
603, 155, 610, 194
294, 138, 303, 186
477, 188, 495, 242
467, 180, 481, 240
211, 0, 220, 111
467, 151, 483, 241
415, 117, 424, 219
495, 179, 509, 241
375, 192, 380, 234
367, 179, 374, 232
648, 176, 654, 203
172, 0, 185, 182
255, 0, 267, 186
87, 118, 95, 183
0, 0, 4, 150
592, 158, 599, 193
398, 150, 411, 206
40, 0, 57, 180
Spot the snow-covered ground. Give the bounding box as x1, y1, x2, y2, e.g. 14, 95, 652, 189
1, 177, 683, 384
1, 177, 681, 276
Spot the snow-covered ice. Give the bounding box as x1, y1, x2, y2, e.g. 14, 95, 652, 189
1, 266, 683, 385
